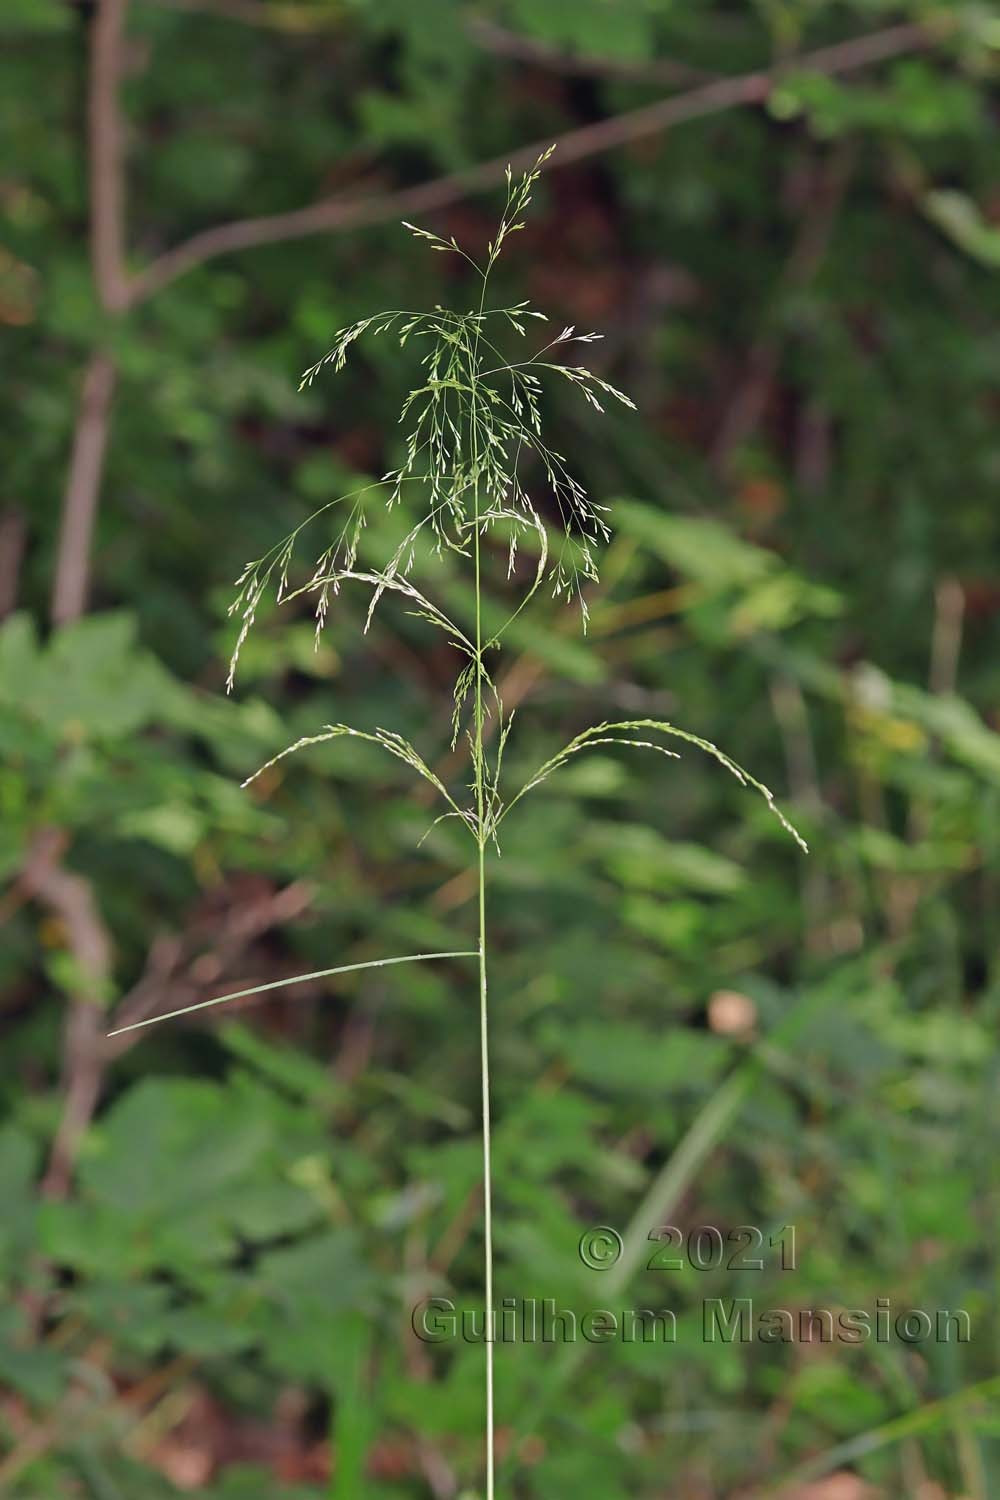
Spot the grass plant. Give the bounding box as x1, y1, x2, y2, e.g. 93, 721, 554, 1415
112, 149, 803, 1497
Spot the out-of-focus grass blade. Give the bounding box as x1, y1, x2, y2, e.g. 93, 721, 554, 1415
501, 985, 828, 1474
953, 1406, 989, 1500
761, 1375, 1000, 1495
496, 1068, 757, 1480
330, 1311, 376, 1499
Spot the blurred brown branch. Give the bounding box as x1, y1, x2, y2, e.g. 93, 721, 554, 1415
22, 829, 113, 1197
90, 0, 131, 315
0, 507, 27, 617
42, 0, 134, 1201
19, 844, 313, 1199
51, 0, 130, 626
129, 21, 934, 305
466, 16, 712, 87
105, 876, 315, 1049
51, 352, 116, 625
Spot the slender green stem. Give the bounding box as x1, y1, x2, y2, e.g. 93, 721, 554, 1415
477, 837, 493, 1500
469, 262, 495, 1500
472, 536, 495, 1497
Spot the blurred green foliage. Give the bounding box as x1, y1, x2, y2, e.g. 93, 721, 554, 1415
2, 0, 1000, 1495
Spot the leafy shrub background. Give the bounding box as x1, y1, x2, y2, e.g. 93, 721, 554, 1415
2, 1, 999, 1495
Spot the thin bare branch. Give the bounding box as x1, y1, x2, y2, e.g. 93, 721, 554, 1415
20, 853, 317, 1197
105, 877, 315, 1052
90, 0, 131, 314
51, 353, 117, 625
130, 22, 934, 305
22, 829, 113, 1198
51, 0, 132, 626
466, 16, 712, 87
0, 508, 27, 618
49, 0, 131, 625
929, 575, 965, 700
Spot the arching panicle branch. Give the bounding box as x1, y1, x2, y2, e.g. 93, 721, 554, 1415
225, 473, 471, 688
499, 718, 808, 851
242, 723, 480, 838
